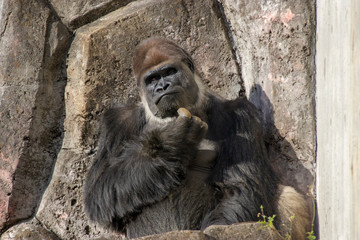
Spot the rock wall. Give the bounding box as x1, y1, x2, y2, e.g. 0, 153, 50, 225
0, 0, 70, 234
0, 0, 315, 239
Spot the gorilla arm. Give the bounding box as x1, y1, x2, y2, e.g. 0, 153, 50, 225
84, 106, 207, 232
202, 98, 310, 239
201, 98, 280, 228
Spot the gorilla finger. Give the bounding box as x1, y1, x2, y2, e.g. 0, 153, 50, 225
193, 116, 208, 132
187, 116, 208, 142
177, 107, 192, 118
162, 110, 192, 139
174, 108, 193, 129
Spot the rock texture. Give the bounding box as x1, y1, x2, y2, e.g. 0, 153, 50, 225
203, 223, 281, 240
0, 0, 70, 232
1, 219, 59, 240
0, 0, 316, 239
49, 0, 135, 31
133, 223, 281, 240
135, 230, 207, 240
36, 150, 121, 240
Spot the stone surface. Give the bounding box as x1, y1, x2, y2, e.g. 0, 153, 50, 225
204, 222, 281, 240
1, 219, 59, 240
36, 150, 122, 240
316, 0, 360, 239
135, 230, 206, 240
219, 0, 316, 195
35, 0, 240, 239
49, 0, 134, 30
0, 0, 70, 233
133, 223, 282, 240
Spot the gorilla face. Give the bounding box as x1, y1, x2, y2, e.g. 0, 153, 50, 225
140, 60, 199, 118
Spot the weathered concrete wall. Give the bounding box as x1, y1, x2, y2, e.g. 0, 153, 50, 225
316, 0, 360, 239
0, 0, 316, 239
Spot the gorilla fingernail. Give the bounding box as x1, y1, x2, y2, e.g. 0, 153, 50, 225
177, 107, 191, 118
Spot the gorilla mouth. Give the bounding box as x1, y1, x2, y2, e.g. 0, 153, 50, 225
155, 91, 180, 104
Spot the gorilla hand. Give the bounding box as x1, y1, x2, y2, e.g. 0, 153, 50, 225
143, 107, 207, 164
174, 107, 208, 144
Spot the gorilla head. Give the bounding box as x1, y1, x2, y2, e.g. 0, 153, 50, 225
133, 37, 200, 118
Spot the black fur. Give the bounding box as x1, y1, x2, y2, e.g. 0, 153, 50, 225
84, 93, 280, 238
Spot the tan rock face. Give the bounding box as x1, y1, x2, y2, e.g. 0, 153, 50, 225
132, 223, 282, 240
134, 230, 207, 240
49, 0, 135, 31
203, 222, 282, 240
1, 219, 59, 240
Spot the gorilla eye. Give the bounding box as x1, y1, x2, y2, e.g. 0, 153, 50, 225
145, 74, 161, 85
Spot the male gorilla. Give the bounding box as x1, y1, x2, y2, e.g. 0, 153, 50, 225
84, 37, 310, 239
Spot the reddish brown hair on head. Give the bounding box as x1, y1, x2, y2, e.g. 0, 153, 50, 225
133, 37, 195, 84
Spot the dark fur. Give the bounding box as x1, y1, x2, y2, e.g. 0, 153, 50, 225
84, 37, 307, 239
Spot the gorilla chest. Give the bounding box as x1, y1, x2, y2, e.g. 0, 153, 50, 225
187, 139, 217, 182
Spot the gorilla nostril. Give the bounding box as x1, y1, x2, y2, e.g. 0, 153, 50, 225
156, 83, 170, 93
155, 86, 164, 93
163, 83, 170, 90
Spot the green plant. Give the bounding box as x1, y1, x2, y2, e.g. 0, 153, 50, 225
284, 215, 295, 240
306, 185, 317, 240
307, 230, 316, 240
257, 193, 318, 240
257, 205, 276, 230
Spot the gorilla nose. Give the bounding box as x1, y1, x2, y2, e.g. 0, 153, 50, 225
155, 82, 170, 93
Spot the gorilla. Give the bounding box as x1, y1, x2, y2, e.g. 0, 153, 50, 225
84, 37, 310, 239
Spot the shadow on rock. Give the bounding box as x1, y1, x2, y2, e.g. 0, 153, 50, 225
249, 84, 317, 237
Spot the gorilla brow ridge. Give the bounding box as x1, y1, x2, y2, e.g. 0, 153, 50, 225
133, 37, 194, 82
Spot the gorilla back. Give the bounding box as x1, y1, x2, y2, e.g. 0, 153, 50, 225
84, 37, 310, 239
